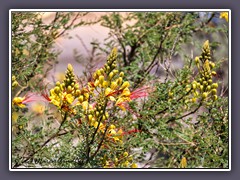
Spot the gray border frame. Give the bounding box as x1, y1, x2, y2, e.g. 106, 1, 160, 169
1, 0, 237, 179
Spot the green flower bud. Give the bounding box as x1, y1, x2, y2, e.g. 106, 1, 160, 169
213, 95, 218, 101
211, 89, 217, 95
212, 83, 218, 89
202, 92, 208, 99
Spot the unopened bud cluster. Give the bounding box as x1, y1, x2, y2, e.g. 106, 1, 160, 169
186, 40, 218, 103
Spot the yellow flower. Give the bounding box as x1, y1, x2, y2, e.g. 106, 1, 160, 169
220, 12, 228, 22
65, 94, 74, 104
121, 88, 131, 97
12, 97, 26, 108
51, 99, 61, 107
82, 101, 89, 110
105, 87, 113, 97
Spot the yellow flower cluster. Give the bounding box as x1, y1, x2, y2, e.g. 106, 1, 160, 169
47, 48, 137, 168
102, 151, 138, 168
90, 47, 131, 111
220, 12, 228, 22
49, 64, 80, 110
186, 40, 218, 103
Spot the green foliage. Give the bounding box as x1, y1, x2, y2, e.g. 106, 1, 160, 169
11, 11, 229, 169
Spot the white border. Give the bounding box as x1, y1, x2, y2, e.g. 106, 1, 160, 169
9, 9, 231, 171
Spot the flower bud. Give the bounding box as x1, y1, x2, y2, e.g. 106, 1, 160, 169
213, 95, 218, 101
75, 90, 81, 96
109, 72, 114, 80
117, 77, 123, 85
202, 92, 208, 99
94, 80, 100, 87
78, 95, 84, 103
212, 83, 218, 89
99, 75, 104, 84
54, 87, 60, 94
123, 152, 128, 157
67, 64, 73, 72
84, 93, 89, 100
119, 72, 124, 77
110, 81, 118, 90
195, 56, 200, 64
88, 114, 93, 121
211, 89, 217, 95
120, 81, 130, 90
67, 85, 72, 92
97, 69, 102, 76
211, 71, 217, 76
